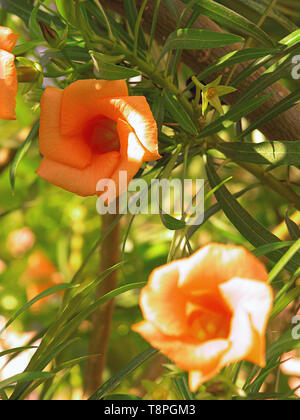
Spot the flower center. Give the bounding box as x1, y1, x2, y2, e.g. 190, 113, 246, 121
207, 87, 217, 99
83, 116, 120, 154
188, 310, 230, 342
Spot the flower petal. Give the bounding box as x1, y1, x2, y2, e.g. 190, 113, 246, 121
189, 370, 221, 392
178, 243, 268, 296
139, 261, 189, 336
220, 308, 254, 366
36, 152, 120, 197
133, 321, 229, 371
61, 87, 160, 160
102, 119, 147, 199
39, 87, 92, 169
0, 50, 17, 120
219, 277, 273, 366
0, 26, 19, 52
60, 79, 128, 134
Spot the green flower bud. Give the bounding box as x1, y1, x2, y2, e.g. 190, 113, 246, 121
39, 21, 60, 48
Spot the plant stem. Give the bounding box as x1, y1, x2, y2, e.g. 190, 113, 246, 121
84, 212, 120, 396
93, 0, 115, 41
238, 161, 300, 212
133, 0, 148, 57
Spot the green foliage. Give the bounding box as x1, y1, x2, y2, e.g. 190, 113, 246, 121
0, 0, 300, 402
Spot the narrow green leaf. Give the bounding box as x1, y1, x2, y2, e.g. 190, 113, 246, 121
89, 348, 158, 400
246, 327, 300, 393
252, 241, 294, 257
1, 0, 64, 28
0, 390, 8, 400
86, 2, 140, 58
124, 0, 147, 49
187, 183, 259, 240
0, 283, 74, 336
217, 141, 300, 167
56, 0, 77, 25
271, 286, 300, 320
163, 91, 198, 135
268, 237, 300, 283
0, 346, 38, 358
10, 338, 79, 400
163, 0, 181, 22
10, 120, 39, 192
206, 157, 300, 274
233, 48, 296, 91
238, 89, 300, 139
2, 0, 34, 22
14, 40, 41, 56
198, 94, 271, 138
0, 372, 55, 391
93, 61, 140, 80
59, 283, 146, 348
53, 355, 101, 373
17, 280, 146, 397
205, 176, 232, 201
245, 329, 300, 391
268, 329, 300, 361
174, 376, 195, 400
160, 211, 186, 230
181, 0, 274, 47
285, 212, 300, 241
189, 49, 278, 87
29, 3, 43, 39
246, 360, 282, 394
238, 0, 298, 33
161, 29, 244, 58
280, 29, 300, 46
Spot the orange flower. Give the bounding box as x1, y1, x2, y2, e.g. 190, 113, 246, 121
0, 26, 18, 120
133, 243, 273, 392
23, 251, 63, 311
37, 79, 161, 197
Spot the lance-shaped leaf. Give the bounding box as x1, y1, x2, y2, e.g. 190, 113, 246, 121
163, 91, 198, 135
198, 94, 271, 138
186, 48, 279, 88
285, 211, 300, 240
160, 28, 244, 58
238, 0, 298, 33
180, 0, 274, 47
10, 120, 40, 193
280, 29, 300, 46
217, 141, 300, 167
238, 89, 300, 139
206, 157, 300, 274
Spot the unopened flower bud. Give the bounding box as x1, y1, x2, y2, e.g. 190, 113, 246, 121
17, 64, 41, 83
39, 21, 60, 48
49, 57, 70, 71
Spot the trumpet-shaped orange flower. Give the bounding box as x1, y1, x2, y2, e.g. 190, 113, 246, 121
37, 79, 161, 197
133, 243, 273, 392
0, 26, 18, 120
